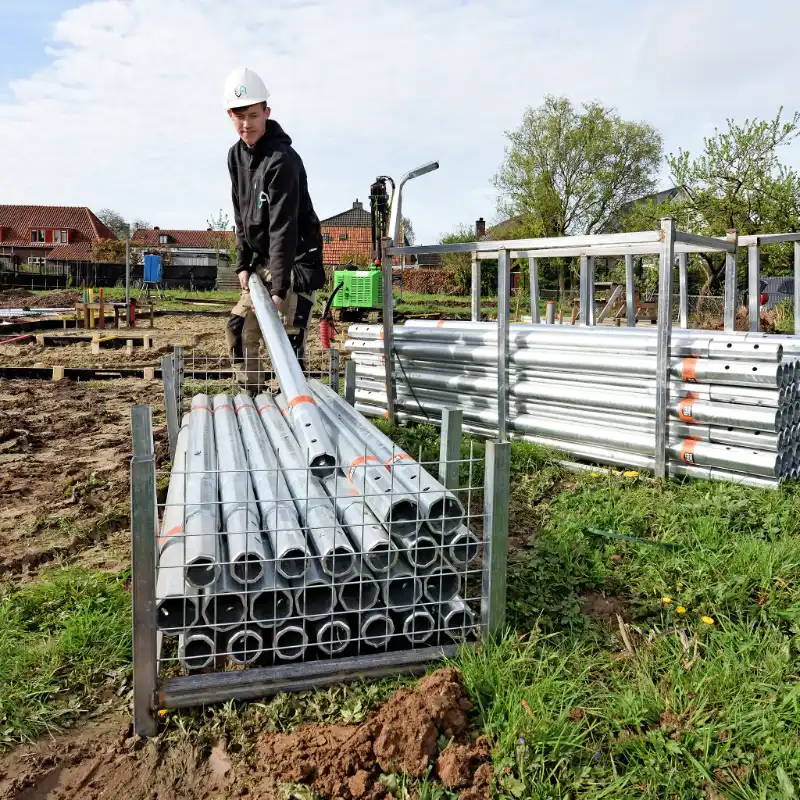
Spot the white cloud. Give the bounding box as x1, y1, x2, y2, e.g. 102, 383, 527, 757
1, 0, 800, 242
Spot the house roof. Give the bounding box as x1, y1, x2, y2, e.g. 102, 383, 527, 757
131, 228, 235, 248
320, 200, 371, 229
0, 205, 117, 251
46, 242, 95, 261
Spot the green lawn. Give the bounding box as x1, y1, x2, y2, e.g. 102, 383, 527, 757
2, 429, 799, 797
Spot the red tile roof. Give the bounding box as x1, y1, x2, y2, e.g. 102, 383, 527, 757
0, 205, 117, 250
47, 242, 94, 261
132, 229, 235, 248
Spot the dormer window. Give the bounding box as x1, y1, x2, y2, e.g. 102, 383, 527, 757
159, 234, 168, 245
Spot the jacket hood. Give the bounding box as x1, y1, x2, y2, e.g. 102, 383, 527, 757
246, 119, 292, 152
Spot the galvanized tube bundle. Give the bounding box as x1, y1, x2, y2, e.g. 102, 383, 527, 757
157, 391, 481, 672
346, 322, 800, 487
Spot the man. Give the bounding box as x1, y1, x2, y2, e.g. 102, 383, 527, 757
223, 66, 325, 387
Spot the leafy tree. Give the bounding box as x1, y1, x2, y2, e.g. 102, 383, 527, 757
495, 96, 663, 237
97, 209, 151, 240
206, 209, 233, 266
622, 109, 800, 294
439, 223, 493, 295
130, 219, 152, 235
400, 216, 415, 245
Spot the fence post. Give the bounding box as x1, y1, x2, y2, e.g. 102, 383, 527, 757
438, 408, 463, 491
161, 355, 177, 460
723, 229, 739, 332
130, 405, 158, 738
587, 256, 596, 326
173, 345, 184, 418
344, 359, 357, 407
481, 439, 510, 638
795, 241, 800, 336
579, 255, 589, 325
471, 253, 481, 322
654, 218, 676, 479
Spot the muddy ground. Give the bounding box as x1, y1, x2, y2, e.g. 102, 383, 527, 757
0, 669, 491, 800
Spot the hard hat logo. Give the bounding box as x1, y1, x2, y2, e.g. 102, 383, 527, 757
257, 191, 268, 209
234, 85, 247, 98
223, 67, 269, 110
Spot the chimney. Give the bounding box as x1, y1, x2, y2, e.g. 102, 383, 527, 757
207, 226, 212, 231
153, 226, 160, 230
353, 199, 362, 210
475, 217, 486, 237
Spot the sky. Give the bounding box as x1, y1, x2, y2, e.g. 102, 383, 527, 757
1, 0, 799, 243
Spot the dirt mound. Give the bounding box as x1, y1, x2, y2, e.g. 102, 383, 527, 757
0, 669, 492, 800
257, 668, 487, 799
0, 289, 79, 309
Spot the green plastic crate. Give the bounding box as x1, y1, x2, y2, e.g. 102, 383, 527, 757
332, 269, 383, 308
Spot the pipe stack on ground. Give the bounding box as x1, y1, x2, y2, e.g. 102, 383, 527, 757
156, 390, 481, 672
345, 321, 800, 489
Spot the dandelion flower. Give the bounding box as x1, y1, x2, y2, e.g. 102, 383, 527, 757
700, 616, 715, 625
623, 471, 639, 478
676, 606, 686, 614
662, 597, 672, 604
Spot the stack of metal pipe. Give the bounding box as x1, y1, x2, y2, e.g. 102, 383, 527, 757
345, 321, 800, 489
156, 386, 481, 671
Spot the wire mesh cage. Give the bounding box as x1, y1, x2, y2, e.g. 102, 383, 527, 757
130, 347, 508, 736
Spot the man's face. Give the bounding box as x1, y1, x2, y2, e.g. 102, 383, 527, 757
228, 103, 270, 147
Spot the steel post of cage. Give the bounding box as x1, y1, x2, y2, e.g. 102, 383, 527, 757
131, 405, 158, 737
723, 230, 739, 333
481, 439, 510, 637
795, 242, 800, 336
329, 347, 340, 394
654, 218, 676, 479
174, 346, 184, 416
529, 257, 540, 323
381, 235, 396, 425
471, 253, 481, 322
497, 249, 511, 443
678, 252, 689, 329
439, 408, 463, 491
748, 242, 761, 333
625, 254, 635, 327
344, 359, 357, 406
162, 354, 178, 460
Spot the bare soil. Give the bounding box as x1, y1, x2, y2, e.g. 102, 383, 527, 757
0, 669, 492, 800
0, 377, 165, 581
0, 290, 82, 309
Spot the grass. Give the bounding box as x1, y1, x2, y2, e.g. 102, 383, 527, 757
3, 425, 800, 797
0, 567, 132, 747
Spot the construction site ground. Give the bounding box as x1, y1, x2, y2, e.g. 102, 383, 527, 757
2, 292, 800, 799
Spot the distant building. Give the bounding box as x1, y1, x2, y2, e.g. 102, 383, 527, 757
0, 204, 117, 286
131, 227, 237, 289
319, 200, 373, 266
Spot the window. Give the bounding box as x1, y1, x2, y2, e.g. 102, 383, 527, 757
339, 232, 348, 241
62, 230, 69, 243
159, 234, 168, 244
27, 256, 45, 266
322, 233, 332, 244
30, 229, 45, 243
53, 230, 61, 243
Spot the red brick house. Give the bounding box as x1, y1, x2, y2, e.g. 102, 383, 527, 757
0, 205, 117, 280
320, 200, 373, 266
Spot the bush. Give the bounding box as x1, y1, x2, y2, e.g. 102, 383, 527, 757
393, 269, 458, 294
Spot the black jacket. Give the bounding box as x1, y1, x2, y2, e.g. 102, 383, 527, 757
228, 120, 324, 298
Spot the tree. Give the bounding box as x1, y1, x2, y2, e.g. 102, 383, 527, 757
207, 209, 233, 266
96, 208, 129, 240
439, 223, 487, 295
400, 216, 415, 246
495, 96, 663, 237
621, 109, 800, 294
96, 209, 151, 240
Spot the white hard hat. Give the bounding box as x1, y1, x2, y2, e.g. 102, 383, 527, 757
223, 67, 270, 110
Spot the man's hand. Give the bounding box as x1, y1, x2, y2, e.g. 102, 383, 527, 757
238, 270, 250, 292
271, 294, 282, 310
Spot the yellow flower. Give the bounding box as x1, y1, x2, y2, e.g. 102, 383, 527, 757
590, 472, 600, 478
700, 616, 715, 625
157, 708, 172, 716
662, 597, 672, 604
676, 606, 686, 614
623, 470, 639, 478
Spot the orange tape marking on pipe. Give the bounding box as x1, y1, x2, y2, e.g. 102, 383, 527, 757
680, 439, 698, 465
213, 404, 234, 413
158, 525, 182, 548
348, 455, 380, 483
681, 357, 698, 382
436, 320, 446, 328
678, 398, 696, 423
379, 330, 384, 340
385, 453, 413, 467
282, 395, 316, 415
192, 405, 212, 412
